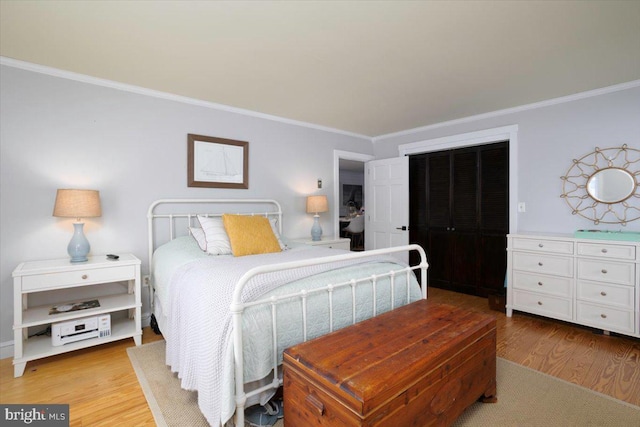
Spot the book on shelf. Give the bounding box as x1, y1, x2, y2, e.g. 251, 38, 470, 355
49, 299, 100, 315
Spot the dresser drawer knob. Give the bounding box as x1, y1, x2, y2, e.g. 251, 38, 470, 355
600, 291, 607, 297
81, 274, 88, 280
538, 243, 544, 248
538, 262, 543, 267
601, 269, 607, 274
601, 248, 608, 253
305, 393, 325, 416
537, 301, 543, 305
538, 282, 543, 286
600, 314, 607, 319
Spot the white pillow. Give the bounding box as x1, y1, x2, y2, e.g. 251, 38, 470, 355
189, 227, 207, 251
197, 215, 232, 255
269, 218, 288, 250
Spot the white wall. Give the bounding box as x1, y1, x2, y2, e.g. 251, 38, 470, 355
373, 85, 640, 235
0, 65, 373, 350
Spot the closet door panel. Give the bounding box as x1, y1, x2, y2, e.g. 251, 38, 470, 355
451, 232, 478, 295
427, 153, 451, 229
452, 150, 478, 231
409, 154, 428, 229
480, 144, 509, 232
409, 155, 428, 281
427, 230, 453, 290
478, 234, 508, 296
478, 143, 509, 296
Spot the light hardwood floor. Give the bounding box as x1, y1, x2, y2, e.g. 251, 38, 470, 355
1, 288, 638, 426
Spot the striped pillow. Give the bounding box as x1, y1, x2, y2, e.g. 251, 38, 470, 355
197, 215, 232, 255
189, 227, 207, 251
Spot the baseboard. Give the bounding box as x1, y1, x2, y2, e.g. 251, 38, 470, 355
0, 340, 14, 360
0, 312, 152, 360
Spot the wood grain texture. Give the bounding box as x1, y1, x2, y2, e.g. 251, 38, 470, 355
0, 328, 163, 426
283, 300, 497, 426
1, 288, 638, 426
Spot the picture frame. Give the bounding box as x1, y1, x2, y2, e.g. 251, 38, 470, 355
187, 134, 249, 189
342, 184, 363, 209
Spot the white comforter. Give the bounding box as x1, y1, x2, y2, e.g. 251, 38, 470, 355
156, 238, 421, 426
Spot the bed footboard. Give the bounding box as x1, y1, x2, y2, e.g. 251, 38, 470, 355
231, 244, 428, 427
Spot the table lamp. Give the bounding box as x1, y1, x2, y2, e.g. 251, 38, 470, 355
306, 195, 328, 241
53, 189, 102, 262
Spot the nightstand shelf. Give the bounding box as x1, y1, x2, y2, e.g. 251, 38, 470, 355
19, 317, 137, 362
21, 293, 136, 327
12, 254, 142, 377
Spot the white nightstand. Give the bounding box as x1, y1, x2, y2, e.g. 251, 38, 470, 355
12, 253, 142, 377
293, 236, 351, 251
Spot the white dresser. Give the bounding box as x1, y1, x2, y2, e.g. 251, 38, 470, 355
507, 233, 639, 338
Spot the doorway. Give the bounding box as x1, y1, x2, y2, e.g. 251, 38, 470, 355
333, 150, 374, 244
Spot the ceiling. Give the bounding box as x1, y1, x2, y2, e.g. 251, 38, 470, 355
1, 1, 639, 138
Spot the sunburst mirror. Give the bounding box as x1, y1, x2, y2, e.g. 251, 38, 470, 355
560, 144, 640, 225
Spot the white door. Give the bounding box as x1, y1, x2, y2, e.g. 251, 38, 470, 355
364, 156, 409, 262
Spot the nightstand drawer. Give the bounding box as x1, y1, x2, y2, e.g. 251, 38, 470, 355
577, 280, 634, 310
513, 252, 573, 277
21, 265, 136, 291
511, 238, 573, 255
577, 259, 634, 286
292, 237, 351, 251
512, 271, 572, 297
322, 240, 350, 250
577, 242, 635, 261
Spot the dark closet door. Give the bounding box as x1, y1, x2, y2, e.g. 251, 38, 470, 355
425, 152, 452, 290
409, 142, 508, 297
477, 144, 509, 295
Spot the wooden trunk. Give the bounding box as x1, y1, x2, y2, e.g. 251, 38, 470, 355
283, 300, 497, 426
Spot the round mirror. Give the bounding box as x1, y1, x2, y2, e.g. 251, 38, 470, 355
586, 168, 636, 203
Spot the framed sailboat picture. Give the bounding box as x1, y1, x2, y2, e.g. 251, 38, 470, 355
188, 134, 249, 189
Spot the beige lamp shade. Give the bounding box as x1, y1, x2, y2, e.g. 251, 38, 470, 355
306, 195, 328, 214
53, 189, 102, 219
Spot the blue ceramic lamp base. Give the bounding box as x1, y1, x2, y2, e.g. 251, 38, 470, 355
68, 222, 90, 263
311, 215, 323, 241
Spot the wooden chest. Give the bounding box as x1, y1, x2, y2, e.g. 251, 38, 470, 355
283, 300, 496, 426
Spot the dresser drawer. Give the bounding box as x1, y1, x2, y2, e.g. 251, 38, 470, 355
21, 265, 136, 291
577, 281, 634, 310
511, 238, 573, 255
576, 302, 635, 334
577, 242, 635, 261
513, 252, 573, 277
512, 290, 572, 321
512, 271, 572, 297
577, 259, 635, 286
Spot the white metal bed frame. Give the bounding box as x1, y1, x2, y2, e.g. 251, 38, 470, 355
147, 199, 428, 427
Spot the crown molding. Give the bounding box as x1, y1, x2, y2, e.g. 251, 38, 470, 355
373, 79, 640, 143
0, 56, 371, 141
3, 56, 638, 144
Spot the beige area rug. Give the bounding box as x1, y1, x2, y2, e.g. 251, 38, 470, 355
128, 341, 640, 427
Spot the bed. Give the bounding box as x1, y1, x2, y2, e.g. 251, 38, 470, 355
147, 199, 428, 426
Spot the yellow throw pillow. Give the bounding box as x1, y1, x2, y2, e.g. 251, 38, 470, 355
222, 214, 282, 257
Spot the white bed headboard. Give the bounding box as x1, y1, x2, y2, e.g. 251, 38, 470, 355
147, 198, 283, 273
